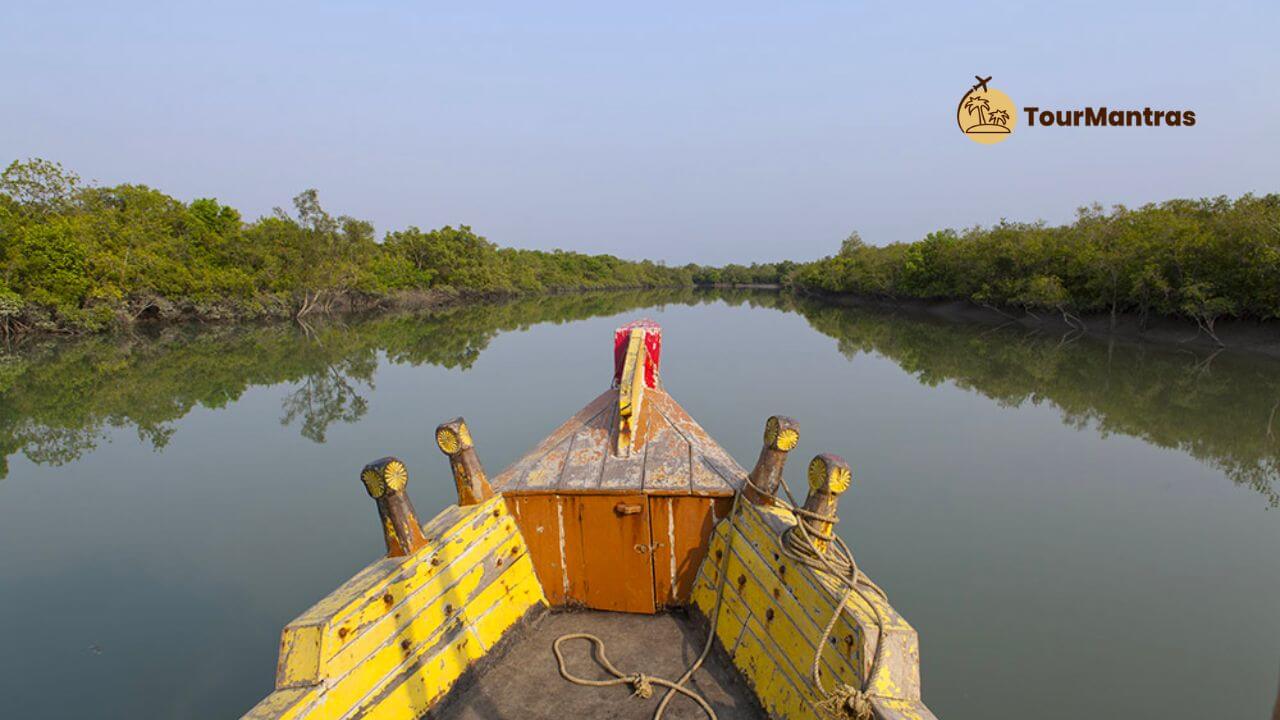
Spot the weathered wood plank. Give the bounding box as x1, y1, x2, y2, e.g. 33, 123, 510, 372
650, 496, 731, 607
243, 688, 313, 720
563, 494, 655, 613
322, 509, 518, 666
690, 455, 734, 496
498, 386, 744, 497
598, 431, 647, 490
745, 502, 915, 638
694, 519, 851, 690
650, 390, 745, 494
650, 496, 679, 607
322, 532, 526, 686
738, 616, 821, 719
292, 548, 533, 718
732, 504, 869, 675
556, 496, 589, 605
491, 389, 614, 492
247, 496, 549, 720
277, 503, 477, 688
691, 500, 927, 716
519, 435, 573, 491
692, 552, 823, 718
504, 495, 569, 605
289, 505, 465, 627
641, 424, 691, 493
466, 558, 545, 652
726, 531, 858, 685
558, 405, 611, 490
345, 560, 543, 720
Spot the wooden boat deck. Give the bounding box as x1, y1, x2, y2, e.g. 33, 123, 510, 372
431, 610, 766, 720
491, 388, 748, 497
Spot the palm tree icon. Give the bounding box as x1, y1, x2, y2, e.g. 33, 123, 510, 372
962, 92, 1011, 134
964, 95, 990, 127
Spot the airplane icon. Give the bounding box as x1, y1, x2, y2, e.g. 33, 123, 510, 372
971, 75, 992, 93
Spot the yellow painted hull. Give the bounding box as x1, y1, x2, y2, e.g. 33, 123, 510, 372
244, 495, 547, 720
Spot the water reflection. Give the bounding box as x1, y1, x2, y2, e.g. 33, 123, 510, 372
1, 288, 1276, 505
787, 296, 1280, 506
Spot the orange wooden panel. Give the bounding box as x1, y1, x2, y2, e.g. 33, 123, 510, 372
650, 496, 735, 607
563, 494, 656, 614
503, 495, 565, 605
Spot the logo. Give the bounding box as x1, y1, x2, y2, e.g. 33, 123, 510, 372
956, 74, 1197, 142
957, 75, 1017, 144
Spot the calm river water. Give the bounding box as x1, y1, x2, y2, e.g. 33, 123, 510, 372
0, 289, 1276, 719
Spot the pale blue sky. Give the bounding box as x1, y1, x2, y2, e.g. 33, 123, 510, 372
2, 1, 1276, 264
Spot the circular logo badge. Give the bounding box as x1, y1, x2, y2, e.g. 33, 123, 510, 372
958, 76, 1017, 145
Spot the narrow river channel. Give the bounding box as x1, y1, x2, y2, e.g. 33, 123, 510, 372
1, 289, 1276, 719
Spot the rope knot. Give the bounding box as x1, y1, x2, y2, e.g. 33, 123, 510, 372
628, 672, 654, 699
817, 683, 874, 720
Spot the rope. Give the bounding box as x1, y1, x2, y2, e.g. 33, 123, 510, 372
552, 492, 745, 720
771, 476, 887, 720
551, 474, 888, 720
552, 633, 717, 718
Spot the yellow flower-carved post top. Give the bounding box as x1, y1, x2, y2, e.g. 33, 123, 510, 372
802, 453, 852, 554
435, 417, 493, 506
360, 456, 428, 557
746, 415, 800, 505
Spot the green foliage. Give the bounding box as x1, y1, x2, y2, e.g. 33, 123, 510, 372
793, 195, 1280, 327
10, 218, 91, 310
691, 260, 795, 286
0, 158, 80, 215
7, 156, 1274, 334
0, 160, 696, 331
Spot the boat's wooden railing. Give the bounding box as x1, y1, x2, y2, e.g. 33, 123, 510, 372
243, 422, 546, 720
691, 418, 937, 720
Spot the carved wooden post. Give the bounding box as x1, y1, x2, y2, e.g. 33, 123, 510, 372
613, 320, 662, 456
745, 415, 799, 505
360, 457, 428, 557
435, 417, 494, 506
802, 453, 851, 554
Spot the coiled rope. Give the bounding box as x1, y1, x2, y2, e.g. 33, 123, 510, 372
552, 474, 888, 720
552, 633, 718, 717
553, 491, 744, 720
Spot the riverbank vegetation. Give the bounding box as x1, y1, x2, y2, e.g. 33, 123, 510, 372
4, 158, 1278, 339
791, 195, 1280, 342
0, 159, 695, 334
